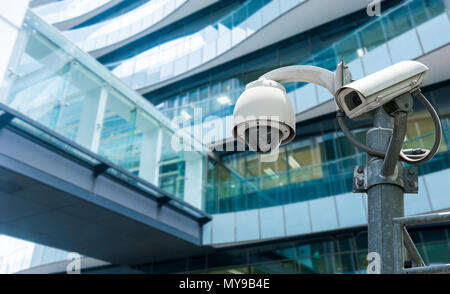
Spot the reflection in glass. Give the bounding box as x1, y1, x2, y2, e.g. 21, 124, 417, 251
98, 89, 139, 171
250, 261, 297, 274
359, 20, 386, 52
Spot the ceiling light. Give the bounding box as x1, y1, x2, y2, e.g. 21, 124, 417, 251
217, 96, 231, 105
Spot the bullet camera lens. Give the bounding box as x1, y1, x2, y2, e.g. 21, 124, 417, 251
344, 91, 363, 111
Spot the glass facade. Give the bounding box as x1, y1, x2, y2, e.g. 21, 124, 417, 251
0, 10, 207, 200
0, 0, 449, 274
0, 236, 35, 274
3, 0, 450, 214
0, 238, 71, 274
117, 225, 450, 274
205, 82, 450, 213
73, 0, 151, 29
150, 0, 449, 132
97, 0, 244, 66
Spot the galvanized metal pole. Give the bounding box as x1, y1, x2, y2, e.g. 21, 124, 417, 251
366, 107, 404, 274
336, 61, 414, 273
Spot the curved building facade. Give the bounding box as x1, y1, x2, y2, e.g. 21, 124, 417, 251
0, 0, 449, 274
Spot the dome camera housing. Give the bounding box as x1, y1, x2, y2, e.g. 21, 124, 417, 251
232, 79, 296, 154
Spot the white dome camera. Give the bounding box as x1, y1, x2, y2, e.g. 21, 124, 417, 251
335, 61, 428, 119
232, 79, 296, 154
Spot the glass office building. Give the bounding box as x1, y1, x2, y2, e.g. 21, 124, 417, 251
0, 0, 449, 273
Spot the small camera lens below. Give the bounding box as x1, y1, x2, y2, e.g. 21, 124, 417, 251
245, 125, 282, 154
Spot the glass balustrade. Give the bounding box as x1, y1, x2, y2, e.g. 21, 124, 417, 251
111, 0, 306, 90
33, 0, 113, 25
63, 0, 188, 53
161, 0, 450, 130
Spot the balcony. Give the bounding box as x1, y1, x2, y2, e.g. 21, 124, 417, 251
62, 0, 198, 58
160, 0, 450, 145
32, 0, 124, 30
111, 0, 309, 91
1, 9, 210, 208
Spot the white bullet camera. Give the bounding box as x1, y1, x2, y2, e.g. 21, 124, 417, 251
232, 79, 296, 154
335, 61, 428, 119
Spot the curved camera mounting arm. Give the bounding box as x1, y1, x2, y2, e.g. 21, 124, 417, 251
259, 65, 336, 96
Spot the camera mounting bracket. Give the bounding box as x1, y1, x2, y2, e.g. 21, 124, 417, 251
353, 164, 419, 194
259, 65, 336, 95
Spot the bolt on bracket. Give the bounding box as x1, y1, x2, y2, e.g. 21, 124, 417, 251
353, 163, 418, 194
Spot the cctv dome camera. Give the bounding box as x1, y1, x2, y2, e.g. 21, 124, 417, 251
232, 79, 296, 153
243, 121, 283, 154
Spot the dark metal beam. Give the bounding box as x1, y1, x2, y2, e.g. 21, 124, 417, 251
198, 216, 211, 225
93, 163, 110, 177
156, 195, 172, 207
0, 113, 14, 129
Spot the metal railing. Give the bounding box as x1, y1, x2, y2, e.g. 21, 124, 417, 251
33, 0, 114, 25
112, 0, 307, 90
393, 212, 450, 274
